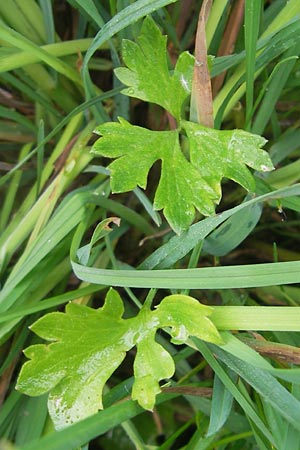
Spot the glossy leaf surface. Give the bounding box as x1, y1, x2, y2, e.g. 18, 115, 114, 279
183, 121, 274, 198
115, 16, 194, 120
17, 290, 221, 429
93, 118, 217, 234
92, 17, 274, 234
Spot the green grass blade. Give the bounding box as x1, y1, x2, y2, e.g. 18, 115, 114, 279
14, 395, 48, 446
0, 189, 93, 311
38, 0, 55, 44
209, 343, 300, 432
213, 332, 300, 383
194, 340, 275, 445
281, 384, 300, 450
18, 400, 143, 450
0, 0, 44, 43
202, 200, 262, 257
68, 0, 105, 27
252, 47, 300, 135
211, 307, 300, 332
206, 373, 235, 436
14, 0, 47, 43
0, 144, 31, 232
36, 120, 44, 197
206, 0, 229, 49
140, 184, 300, 270
213, 0, 300, 119
72, 259, 300, 290
244, 0, 262, 127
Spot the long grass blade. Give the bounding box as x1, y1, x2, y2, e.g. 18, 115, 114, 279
244, 0, 262, 127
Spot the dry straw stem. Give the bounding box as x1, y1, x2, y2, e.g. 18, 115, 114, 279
191, 0, 214, 127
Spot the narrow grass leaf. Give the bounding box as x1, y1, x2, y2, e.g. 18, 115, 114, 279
252, 45, 300, 135
15, 395, 48, 446
19, 400, 144, 450
203, 199, 262, 256
244, 0, 262, 126
213, 0, 300, 120
38, 0, 55, 44
214, 332, 300, 383
210, 343, 300, 432
281, 385, 300, 450
194, 340, 275, 444
140, 184, 300, 269
0, 72, 61, 118
206, 373, 235, 436
36, 120, 44, 197
133, 187, 162, 227
0, 105, 36, 133
68, 0, 105, 28
72, 259, 300, 290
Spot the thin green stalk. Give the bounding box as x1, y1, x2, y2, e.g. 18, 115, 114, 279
244, 0, 262, 128
0, 72, 61, 118
38, 0, 55, 44
206, 431, 254, 450
251, 44, 300, 135
210, 306, 300, 331
36, 119, 44, 198
0, 144, 31, 232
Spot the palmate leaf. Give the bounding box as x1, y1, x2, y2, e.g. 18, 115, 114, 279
115, 16, 194, 120
92, 118, 217, 234
92, 118, 273, 234
16, 289, 221, 429
92, 17, 274, 234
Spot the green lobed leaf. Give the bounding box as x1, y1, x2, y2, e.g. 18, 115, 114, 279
132, 325, 175, 410
114, 16, 194, 120
17, 290, 221, 428
92, 118, 217, 234
183, 121, 274, 199
92, 17, 274, 234
17, 289, 130, 429
155, 295, 223, 345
